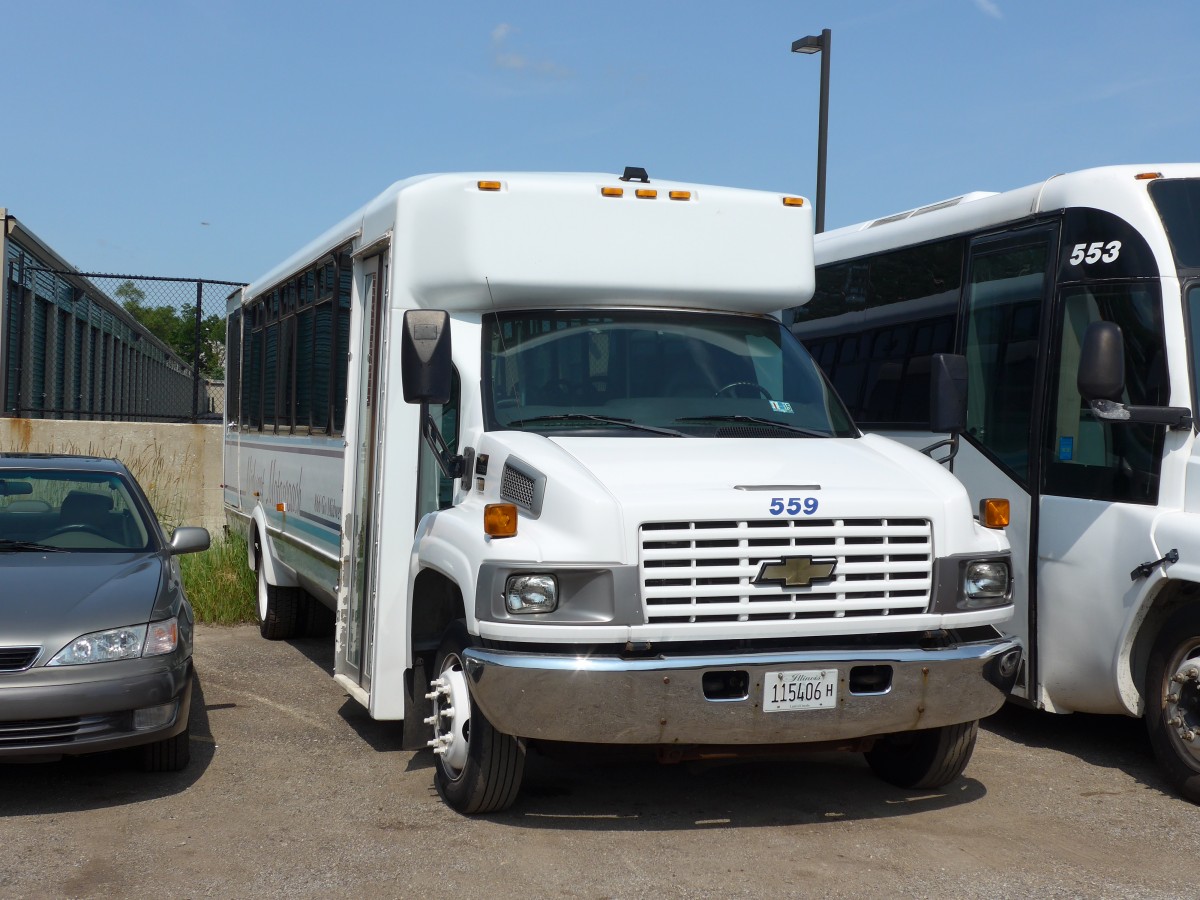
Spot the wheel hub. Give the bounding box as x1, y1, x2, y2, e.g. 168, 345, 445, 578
425, 656, 471, 775
1166, 651, 1200, 762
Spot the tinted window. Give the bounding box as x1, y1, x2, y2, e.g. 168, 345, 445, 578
1149, 178, 1200, 268
791, 238, 963, 426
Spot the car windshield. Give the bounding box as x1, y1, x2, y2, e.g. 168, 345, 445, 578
0, 470, 153, 551
483, 309, 857, 438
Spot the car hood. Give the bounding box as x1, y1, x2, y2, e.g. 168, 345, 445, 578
0, 552, 168, 649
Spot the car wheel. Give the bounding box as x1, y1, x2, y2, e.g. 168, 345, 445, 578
428, 620, 525, 814
1145, 607, 1200, 803
141, 725, 191, 773
257, 553, 301, 640
865, 720, 979, 789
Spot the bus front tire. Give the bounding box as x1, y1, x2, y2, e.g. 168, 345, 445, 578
429, 621, 525, 814
864, 720, 978, 789
1145, 607, 1200, 803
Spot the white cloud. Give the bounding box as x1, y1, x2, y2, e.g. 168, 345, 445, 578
489, 22, 572, 79
973, 0, 1002, 19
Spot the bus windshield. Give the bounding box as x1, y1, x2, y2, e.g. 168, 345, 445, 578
483, 309, 857, 438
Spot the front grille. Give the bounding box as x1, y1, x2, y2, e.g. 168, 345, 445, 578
639, 517, 932, 625
0, 714, 117, 748
0, 647, 41, 672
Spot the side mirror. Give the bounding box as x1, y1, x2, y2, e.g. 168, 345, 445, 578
401, 310, 453, 404
1076, 321, 1192, 430
929, 353, 968, 434
1078, 321, 1125, 402
170, 526, 211, 556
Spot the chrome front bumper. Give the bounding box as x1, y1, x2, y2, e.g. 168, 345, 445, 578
463, 637, 1021, 745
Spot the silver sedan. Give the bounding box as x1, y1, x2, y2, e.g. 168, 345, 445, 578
0, 454, 209, 770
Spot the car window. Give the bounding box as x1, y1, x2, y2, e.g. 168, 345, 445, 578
0, 471, 152, 551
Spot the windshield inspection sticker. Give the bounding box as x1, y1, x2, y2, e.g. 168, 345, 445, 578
768, 401, 794, 414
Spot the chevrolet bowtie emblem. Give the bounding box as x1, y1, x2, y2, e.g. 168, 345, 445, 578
754, 556, 838, 588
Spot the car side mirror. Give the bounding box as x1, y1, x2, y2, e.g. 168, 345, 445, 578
170, 526, 211, 556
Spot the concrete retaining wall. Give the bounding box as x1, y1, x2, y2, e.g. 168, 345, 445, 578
0, 418, 224, 533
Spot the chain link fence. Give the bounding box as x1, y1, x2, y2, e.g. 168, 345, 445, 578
3, 259, 244, 423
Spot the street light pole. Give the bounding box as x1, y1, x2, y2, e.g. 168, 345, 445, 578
791, 28, 831, 234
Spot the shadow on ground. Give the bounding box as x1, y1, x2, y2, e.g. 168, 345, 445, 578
0, 671, 215, 816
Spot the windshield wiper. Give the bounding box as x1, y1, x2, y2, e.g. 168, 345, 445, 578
504, 414, 686, 437
0, 539, 67, 553
675, 415, 828, 437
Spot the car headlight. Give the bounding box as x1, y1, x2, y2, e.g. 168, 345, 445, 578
505, 574, 558, 614
962, 561, 1011, 607
48, 616, 179, 666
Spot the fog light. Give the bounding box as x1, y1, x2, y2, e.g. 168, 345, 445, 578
505, 574, 558, 614
963, 560, 1010, 606
133, 700, 179, 731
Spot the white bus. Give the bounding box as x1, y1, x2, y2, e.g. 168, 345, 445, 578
223, 169, 1020, 813
789, 164, 1200, 802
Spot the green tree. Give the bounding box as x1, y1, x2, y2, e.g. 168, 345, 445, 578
117, 280, 225, 379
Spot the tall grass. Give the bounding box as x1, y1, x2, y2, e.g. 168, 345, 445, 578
180, 530, 257, 625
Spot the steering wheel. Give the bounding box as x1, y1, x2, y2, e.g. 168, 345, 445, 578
713, 382, 773, 399
47, 523, 108, 538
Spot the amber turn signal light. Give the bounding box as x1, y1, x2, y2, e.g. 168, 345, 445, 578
981, 498, 1010, 529
484, 503, 518, 537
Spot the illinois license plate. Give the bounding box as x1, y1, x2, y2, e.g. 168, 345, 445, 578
763, 669, 838, 712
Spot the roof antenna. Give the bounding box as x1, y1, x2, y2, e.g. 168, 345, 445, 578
619, 166, 650, 183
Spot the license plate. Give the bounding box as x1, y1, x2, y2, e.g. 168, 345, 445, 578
762, 669, 838, 712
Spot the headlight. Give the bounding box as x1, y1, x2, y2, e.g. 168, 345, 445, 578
963, 561, 1010, 606
48, 616, 179, 666
505, 574, 558, 614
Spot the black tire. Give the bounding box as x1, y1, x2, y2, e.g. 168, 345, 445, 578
429, 621, 525, 814
141, 726, 191, 773
865, 720, 979, 789
256, 548, 301, 640
1144, 606, 1200, 803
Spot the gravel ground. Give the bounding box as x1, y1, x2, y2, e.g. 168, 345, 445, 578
0, 624, 1194, 899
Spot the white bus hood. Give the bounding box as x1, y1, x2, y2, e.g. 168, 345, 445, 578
471, 431, 1003, 565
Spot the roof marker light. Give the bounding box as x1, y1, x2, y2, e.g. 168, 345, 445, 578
601, 187, 624, 198
477, 180, 502, 191
1135, 172, 1163, 181
635, 189, 657, 199
669, 191, 692, 201
782, 196, 806, 207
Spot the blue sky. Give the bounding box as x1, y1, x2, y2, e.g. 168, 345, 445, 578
3, 1, 1198, 282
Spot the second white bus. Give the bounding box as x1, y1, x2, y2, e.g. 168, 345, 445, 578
789, 164, 1200, 802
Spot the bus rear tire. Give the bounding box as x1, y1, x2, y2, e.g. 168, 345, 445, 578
1145, 607, 1200, 803
429, 621, 525, 814
257, 556, 301, 640
865, 720, 978, 789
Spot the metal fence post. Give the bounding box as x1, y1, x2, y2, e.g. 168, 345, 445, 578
192, 280, 203, 422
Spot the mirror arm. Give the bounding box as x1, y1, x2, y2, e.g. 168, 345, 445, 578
421, 403, 465, 479
1087, 399, 1193, 430
920, 432, 960, 468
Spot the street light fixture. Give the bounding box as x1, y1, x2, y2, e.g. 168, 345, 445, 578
791, 28, 831, 233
